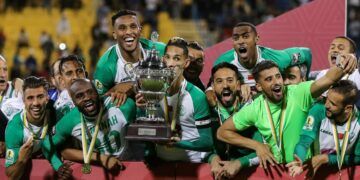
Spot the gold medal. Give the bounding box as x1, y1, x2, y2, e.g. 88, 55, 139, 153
264, 97, 287, 162
23, 111, 49, 140
332, 109, 354, 178
81, 107, 103, 174
338, 171, 342, 180
81, 163, 92, 174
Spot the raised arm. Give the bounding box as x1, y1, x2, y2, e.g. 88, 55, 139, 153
310, 54, 357, 98
175, 117, 213, 151
217, 117, 277, 169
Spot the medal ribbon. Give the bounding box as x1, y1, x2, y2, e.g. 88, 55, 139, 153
331, 110, 353, 172
216, 98, 240, 159
264, 97, 286, 161
164, 80, 186, 132
216, 98, 239, 125
23, 111, 48, 140
81, 106, 103, 165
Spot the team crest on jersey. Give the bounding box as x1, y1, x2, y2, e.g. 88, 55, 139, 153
303, 116, 314, 130
292, 53, 301, 65
94, 80, 104, 92
5, 149, 15, 164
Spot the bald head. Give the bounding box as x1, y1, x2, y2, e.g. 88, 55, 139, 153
69, 79, 100, 117
69, 79, 94, 95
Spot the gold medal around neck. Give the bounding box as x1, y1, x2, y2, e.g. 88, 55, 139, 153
81, 163, 91, 174
81, 107, 103, 174
332, 110, 354, 179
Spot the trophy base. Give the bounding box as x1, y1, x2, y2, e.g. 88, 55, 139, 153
125, 120, 171, 142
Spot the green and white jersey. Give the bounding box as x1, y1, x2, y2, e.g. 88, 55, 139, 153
0, 82, 16, 108
1, 97, 24, 121
5, 110, 61, 168
93, 38, 166, 95
295, 103, 360, 166
213, 46, 312, 87
54, 90, 74, 119
155, 80, 213, 163
233, 81, 315, 163
43, 97, 136, 169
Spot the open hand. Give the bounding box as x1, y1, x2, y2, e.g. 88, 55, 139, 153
255, 143, 277, 169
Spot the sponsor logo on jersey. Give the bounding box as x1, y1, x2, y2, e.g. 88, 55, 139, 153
303, 116, 314, 130
5, 149, 15, 164
320, 129, 333, 136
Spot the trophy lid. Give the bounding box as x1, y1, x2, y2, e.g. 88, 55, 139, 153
139, 32, 166, 69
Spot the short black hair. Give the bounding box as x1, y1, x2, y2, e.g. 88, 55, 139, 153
335, 36, 357, 54
23, 76, 49, 92
287, 64, 308, 80
252, 60, 279, 81
111, 9, 137, 26
234, 22, 258, 35
211, 62, 243, 83
165, 37, 189, 57
187, 41, 203, 51
58, 55, 85, 75
330, 80, 359, 106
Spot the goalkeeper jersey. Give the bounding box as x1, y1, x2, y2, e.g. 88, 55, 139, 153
208, 101, 261, 167
233, 81, 315, 163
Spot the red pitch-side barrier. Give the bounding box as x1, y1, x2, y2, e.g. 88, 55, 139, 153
1, 159, 359, 179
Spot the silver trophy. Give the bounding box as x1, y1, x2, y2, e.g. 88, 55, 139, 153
125, 32, 175, 141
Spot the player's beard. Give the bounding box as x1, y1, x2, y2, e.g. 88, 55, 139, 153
326, 108, 343, 120
80, 97, 101, 118
215, 88, 236, 108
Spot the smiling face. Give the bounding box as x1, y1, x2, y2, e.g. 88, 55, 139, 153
0, 60, 8, 92
24, 86, 49, 123
328, 38, 352, 67
113, 15, 142, 53
184, 47, 204, 80
256, 67, 284, 103
232, 25, 259, 68
70, 80, 100, 117
212, 68, 240, 107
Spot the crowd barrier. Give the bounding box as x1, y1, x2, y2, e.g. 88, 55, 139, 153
1, 159, 360, 179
